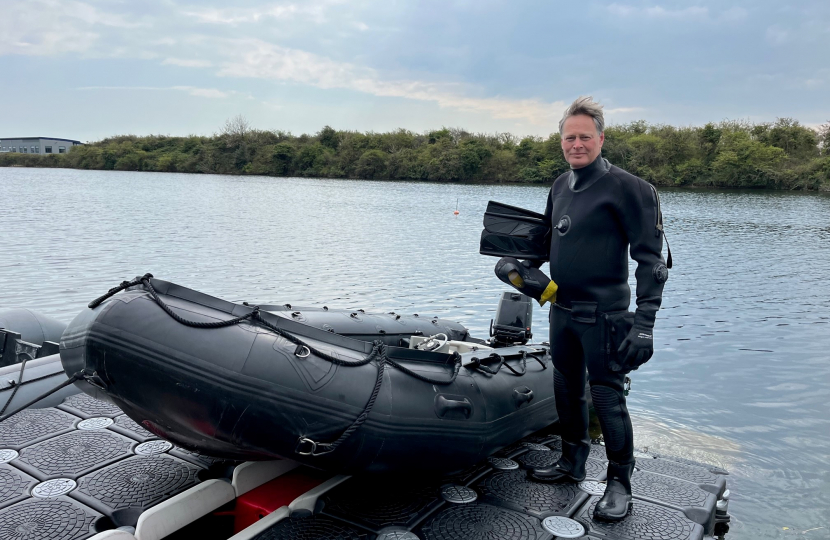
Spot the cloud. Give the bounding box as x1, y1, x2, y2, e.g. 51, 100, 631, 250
162, 57, 213, 68
3, 1, 642, 129
77, 85, 231, 99
766, 25, 789, 45
605, 3, 746, 23
607, 4, 708, 19
215, 39, 567, 124
605, 107, 644, 115
719, 7, 748, 22
183, 5, 299, 25
171, 86, 229, 98
182, 1, 340, 25
800, 68, 830, 89
0, 0, 137, 56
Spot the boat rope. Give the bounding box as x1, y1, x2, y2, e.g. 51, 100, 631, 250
467, 350, 546, 376
468, 353, 507, 375
91, 275, 465, 456
0, 371, 86, 424
297, 341, 388, 456
1, 369, 65, 394
501, 354, 527, 375
525, 351, 548, 370
0, 355, 30, 417
0, 344, 75, 417
88, 273, 154, 309
139, 276, 464, 381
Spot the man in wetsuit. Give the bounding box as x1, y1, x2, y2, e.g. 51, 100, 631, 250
525, 96, 669, 521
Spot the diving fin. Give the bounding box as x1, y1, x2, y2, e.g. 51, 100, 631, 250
485, 200, 545, 220
480, 230, 549, 261
483, 212, 548, 237
480, 201, 550, 261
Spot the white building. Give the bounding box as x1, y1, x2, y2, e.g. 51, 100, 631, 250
0, 137, 82, 154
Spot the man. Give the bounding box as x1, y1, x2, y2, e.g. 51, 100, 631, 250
497, 96, 669, 521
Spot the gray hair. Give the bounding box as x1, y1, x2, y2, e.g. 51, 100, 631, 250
559, 96, 605, 135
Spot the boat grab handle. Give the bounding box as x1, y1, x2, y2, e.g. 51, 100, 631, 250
513, 386, 534, 407
435, 395, 472, 419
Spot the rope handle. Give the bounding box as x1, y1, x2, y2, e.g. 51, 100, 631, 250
89, 273, 154, 309
468, 352, 538, 377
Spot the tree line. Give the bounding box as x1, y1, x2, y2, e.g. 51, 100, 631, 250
2, 116, 828, 189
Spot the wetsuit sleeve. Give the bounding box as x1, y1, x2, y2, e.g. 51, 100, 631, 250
618, 178, 666, 329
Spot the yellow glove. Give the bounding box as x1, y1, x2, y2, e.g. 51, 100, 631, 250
539, 280, 558, 306
496, 257, 558, 306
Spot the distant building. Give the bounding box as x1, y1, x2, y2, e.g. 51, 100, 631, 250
0, 137, 82, 155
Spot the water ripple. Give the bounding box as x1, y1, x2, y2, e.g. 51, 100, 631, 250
1, 169, 829, 538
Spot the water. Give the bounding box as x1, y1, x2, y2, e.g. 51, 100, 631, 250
2, 167, 829, 538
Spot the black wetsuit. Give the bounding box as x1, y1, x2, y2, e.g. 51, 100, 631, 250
542, 155, 667, 465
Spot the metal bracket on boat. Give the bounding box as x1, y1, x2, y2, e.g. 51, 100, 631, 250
296, 437, 333, 456
83, 369, 109, 390
294, 345, 311, 358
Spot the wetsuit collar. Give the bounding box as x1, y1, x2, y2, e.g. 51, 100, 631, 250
569, 154, 611, 192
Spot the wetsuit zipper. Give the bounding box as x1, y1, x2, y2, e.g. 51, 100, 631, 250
648, 183, 663, 238
648, 183, 672, 268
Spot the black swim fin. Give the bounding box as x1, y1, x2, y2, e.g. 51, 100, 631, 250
480, 201, 550, 261
485, 200, 546, 220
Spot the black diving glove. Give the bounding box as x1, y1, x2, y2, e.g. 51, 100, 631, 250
494, 257, 558, 306
617, 325, 653, 371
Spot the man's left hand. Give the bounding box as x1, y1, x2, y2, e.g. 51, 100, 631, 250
617, 325, 653, 371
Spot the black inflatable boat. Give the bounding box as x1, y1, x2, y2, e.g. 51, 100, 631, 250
60, 277, 559, 475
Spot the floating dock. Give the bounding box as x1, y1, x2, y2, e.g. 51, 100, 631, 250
0, 392, 731, 540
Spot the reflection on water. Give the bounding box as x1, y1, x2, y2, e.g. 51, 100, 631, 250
2, 168, 829, 538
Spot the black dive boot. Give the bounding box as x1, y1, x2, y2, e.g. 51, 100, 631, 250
529, 440, 590, 483
594, 461, 634, 521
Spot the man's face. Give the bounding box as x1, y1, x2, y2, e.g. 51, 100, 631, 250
561, 114, 604, 169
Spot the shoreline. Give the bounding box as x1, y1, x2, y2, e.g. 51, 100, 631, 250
3, 164, 829, 192
2, 119, 827, 190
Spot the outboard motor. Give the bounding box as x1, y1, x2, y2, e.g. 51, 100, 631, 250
490, 292, 533, 345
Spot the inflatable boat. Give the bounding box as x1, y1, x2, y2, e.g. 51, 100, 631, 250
0, 302, 735, 540
59, 276, 559, 475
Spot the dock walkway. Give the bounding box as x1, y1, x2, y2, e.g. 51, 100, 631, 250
0, 394, 731, 540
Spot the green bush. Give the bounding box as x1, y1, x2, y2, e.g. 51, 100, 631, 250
355, 149, 388, 179
1, 117, 826, 189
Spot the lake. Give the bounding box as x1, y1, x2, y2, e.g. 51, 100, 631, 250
1, 167, 829, 538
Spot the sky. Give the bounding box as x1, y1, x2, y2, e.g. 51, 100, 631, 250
1, 0, 828, 142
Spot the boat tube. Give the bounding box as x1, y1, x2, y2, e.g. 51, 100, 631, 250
60, 276, 558, 474
0, 310, 76, 416
0, 308, 66, 367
